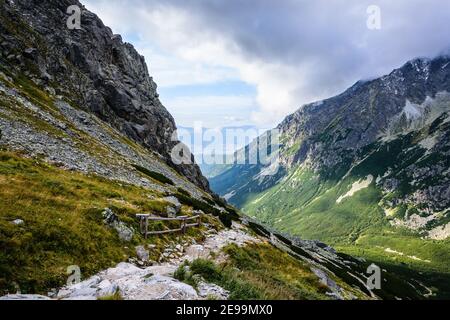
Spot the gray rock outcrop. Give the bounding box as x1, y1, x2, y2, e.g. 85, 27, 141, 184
0, 0, 209, 191
102, 208, 134, 241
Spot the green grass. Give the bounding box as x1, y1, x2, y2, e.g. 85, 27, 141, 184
339, 244, 450, 299
236, 128, 450, 297
175, 242, 366, 300
0, 151, 220, 295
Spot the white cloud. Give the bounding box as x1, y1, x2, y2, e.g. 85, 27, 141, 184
164, 94, 256, 128
83, 0, 450, 128
134, 46, 238, 87
83, 0, 301, 126
166, 95, 255, 110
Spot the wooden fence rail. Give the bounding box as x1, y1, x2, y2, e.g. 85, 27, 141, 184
136, 214, 201, 238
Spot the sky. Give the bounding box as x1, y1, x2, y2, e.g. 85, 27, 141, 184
83, 0, 450, 131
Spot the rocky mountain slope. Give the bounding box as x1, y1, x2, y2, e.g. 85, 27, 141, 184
0, 0, 424, 300
211, 55, 450, 297
1, 220, 434, 300
0, 0, 208, 190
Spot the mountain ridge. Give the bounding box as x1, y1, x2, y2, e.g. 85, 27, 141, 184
210, 54, 450, 296
0, 0, 209, 190
1, 0, 449, 300
212, 54, 450, 212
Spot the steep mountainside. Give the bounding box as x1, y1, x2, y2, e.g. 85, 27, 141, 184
211, 55, 450, 296
0, 0, 208, 190
0, 0, 241, 295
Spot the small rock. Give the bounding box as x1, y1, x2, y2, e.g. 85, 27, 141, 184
23, 48, 38, 60
136, 245, 149, 262
115, 223, 134, 242
97, 279, 118, 297
197, 281, 230, 300
162, 196, 182, 217
167, 206, 178, 217
102, 208, 134, 241
11, 219, 24, 225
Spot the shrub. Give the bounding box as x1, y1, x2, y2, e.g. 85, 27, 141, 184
174, 262, 189, 282
132, 165, 174, 185
98, 290, 123, 300
190, 259, 222, 283
177, 188, 190, 196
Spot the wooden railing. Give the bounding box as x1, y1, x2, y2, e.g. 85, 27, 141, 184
136, 214, 202, 238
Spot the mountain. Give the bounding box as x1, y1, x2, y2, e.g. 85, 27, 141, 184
0, 0, 236, 294
0, 0, 208, 190
211, 55, 450, 296
0, 0, 423, 300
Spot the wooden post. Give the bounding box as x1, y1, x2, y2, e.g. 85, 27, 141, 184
197, 214, 201, 227
137, 214, 150, 239
139, 217, 144, 234
144, 216, 148, 239
181, 217, 186, 234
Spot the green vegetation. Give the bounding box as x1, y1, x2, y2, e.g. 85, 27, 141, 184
339, 244, 450, 299
0, 151, 220, 295
97, 290, 123, 300
175, 242, 341, 300
175, 191, 240, 228
234, 126, 450, 297
242, 164, 450, 278
132, 164, 174, 185
176, 187, 190, 196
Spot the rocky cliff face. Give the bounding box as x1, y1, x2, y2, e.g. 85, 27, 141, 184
0, 0, 209, 190
277, 56, 450, 173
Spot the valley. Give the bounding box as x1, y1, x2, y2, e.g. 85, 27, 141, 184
1, 0, 449, 301
210, 56, 450, 298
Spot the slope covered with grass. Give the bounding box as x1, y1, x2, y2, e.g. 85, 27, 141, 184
0, 151, 219, 294
175, 242, 370, 300
236, 122, 450, 297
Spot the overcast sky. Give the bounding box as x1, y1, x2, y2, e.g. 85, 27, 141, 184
83, 0, 450, 130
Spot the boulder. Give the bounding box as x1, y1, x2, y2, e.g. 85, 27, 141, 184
162, 196, 182, 217
102, 208, 134, 241
11, 219, 24, 225
197, 281, 230, 300
121, 275, 199, 300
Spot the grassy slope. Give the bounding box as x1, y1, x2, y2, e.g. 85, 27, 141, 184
0, 151, 221, 294
239, 128, 450, 297
243, 174, 450, 297
175, 242, 368, 300
0, 66, 241, 295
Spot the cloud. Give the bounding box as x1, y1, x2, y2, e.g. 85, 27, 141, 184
163, 94, 257, 128
83, 0, 450, 127
135, 47, 238, 87
166, 95, 255, 110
